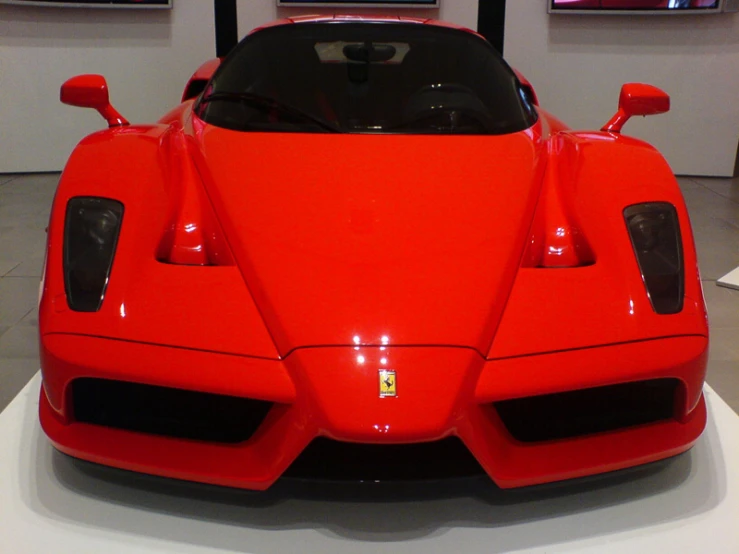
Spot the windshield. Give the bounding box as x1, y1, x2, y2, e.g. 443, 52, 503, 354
196, 22, 538, 135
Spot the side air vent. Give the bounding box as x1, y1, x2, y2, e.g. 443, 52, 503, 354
494, 379, 679, 443
72, 378, 273, 444
183, 79, 208, 101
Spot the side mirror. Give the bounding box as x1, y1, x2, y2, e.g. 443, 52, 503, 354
60, 74, 129, 128
602, 83, 670, 134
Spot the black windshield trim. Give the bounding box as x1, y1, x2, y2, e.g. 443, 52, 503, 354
199, 91, 343, 133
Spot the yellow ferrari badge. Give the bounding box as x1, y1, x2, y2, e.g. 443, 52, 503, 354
379, 370, 397, 397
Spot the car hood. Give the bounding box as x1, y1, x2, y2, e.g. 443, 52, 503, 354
195, 126, 545, 356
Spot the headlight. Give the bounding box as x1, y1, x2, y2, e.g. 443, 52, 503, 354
624, 202, 683, 315
64, 197, 124, 312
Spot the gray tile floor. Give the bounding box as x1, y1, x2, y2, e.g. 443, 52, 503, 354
0, 173, 52, 410
1, 173, 738, 414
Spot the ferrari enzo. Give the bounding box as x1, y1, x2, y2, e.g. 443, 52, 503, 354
39, 15, 709, 490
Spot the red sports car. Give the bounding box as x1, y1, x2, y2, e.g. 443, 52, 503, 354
39, 15, 709, 490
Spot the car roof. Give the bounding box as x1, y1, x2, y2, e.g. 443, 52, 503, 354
249, 14, 484, 40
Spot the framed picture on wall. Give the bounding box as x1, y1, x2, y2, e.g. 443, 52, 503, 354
0, 0, 171, 8
548, 0, 724, 15
277, 1, 440, 7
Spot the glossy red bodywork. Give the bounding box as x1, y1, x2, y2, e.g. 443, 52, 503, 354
603, 83, 670, 134
61, 74, 129, 128
40, 16, 709, 491
181, 59, 221, 103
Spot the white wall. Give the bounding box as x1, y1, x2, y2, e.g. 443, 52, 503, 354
0, 2, 215, 173
505, 2, 739, 177
0, 0, 477, 174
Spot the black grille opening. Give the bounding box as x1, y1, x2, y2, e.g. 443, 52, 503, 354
494, 379, 679, 443
284, 437, 485, 481
72, 378, 273, 444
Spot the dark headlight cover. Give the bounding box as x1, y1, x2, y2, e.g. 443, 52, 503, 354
64, 197, 124, 312
624, 202, 683, 315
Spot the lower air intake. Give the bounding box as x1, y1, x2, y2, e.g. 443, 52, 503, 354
72, 378, 273, 444
494, 379, 679, 443
284, 437, 485, 481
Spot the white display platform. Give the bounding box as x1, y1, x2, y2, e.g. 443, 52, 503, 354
2, 373, 739, 554
717, 267, 739, 291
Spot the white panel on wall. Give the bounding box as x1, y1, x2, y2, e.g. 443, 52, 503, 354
505, 2, 739, 177
0, 2, 214, 173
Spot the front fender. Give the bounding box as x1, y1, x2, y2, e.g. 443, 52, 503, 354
40, 124, 279, 360
488, 131, 707, 359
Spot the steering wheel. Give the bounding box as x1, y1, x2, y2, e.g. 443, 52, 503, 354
399, 83, 497, 133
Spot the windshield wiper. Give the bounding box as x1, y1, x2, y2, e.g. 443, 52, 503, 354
199, 91, 341, 133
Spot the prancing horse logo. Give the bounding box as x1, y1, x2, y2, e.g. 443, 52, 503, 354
379, 370, 397, 397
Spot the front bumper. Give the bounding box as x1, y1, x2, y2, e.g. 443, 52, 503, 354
40, 333, 708, 490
